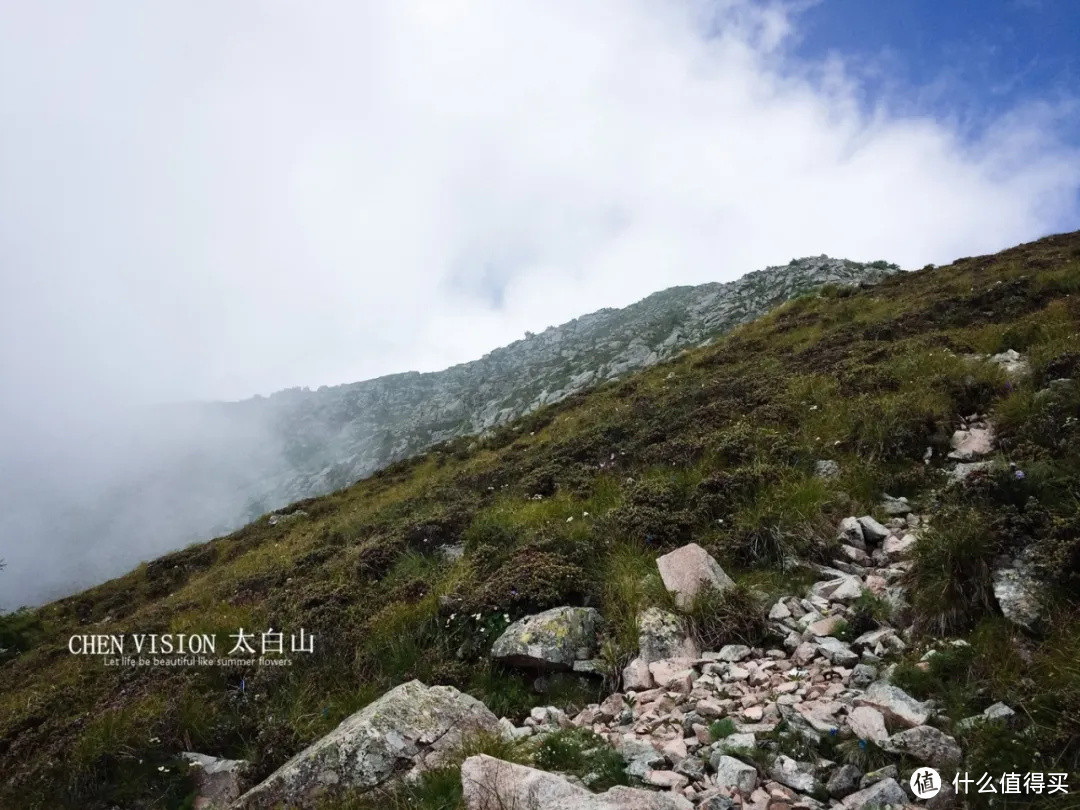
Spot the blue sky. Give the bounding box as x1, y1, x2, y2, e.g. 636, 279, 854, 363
795, 0, 1079, 143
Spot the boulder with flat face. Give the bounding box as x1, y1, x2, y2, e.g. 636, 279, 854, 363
233, 681, 500, 809
490, 606, 604, 671
656, 543, 735, 608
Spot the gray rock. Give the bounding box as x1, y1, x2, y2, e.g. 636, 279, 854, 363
948, 426, 994, 461
769, 754, 820, 793
983, 702, 1016, 722
842, 777, 907, 808
656, 543, 735, 608
989, 349, 1031, 377
992, 550, 1043, 630
882, 725, 962, 767
699, 796, 735, 810
461, 755, 694, 809
716, 644, 753, 662
815, 637, 858, 666
638, 607, 699, 663
675, 756, 706, 779
815, 460, 841, 478
857, 516, 890, 543
622, 657, 654, 690
234, 681, 500, 809
858, 764, 898, 788
947, 460, 994, 485
847, 706, 888, 743
619, 738, 666, 779
490, 606, 604, 670
880, 495, 912, 516
711, 754, 759, 794
716, 732, 757, 754
827, 764, 864, 798
838, 517, 866, 550
851, 663, 877, 688
855, 681, 929, 729
181, 752, 247, 810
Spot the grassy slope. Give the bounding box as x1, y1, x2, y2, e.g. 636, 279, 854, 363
1, 231, 1079, 808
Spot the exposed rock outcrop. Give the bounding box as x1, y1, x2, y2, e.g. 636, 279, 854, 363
232, 680, 499, 808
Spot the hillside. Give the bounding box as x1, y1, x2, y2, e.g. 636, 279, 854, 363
1, 232, 1078, 809
7, 255, 897, 612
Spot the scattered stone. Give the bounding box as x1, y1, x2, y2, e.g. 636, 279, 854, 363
947, 460, 994, 485
989, 349, 1031, 377
850, 664, 877, 688
769, 755, 819, 793
644, 770, 690, 790
983, 702, 1016, 722
882, 725, 962, 767
838, 517, 866, 550
815, 637, 858, 666
948, 426, 994, 461
490, 606, 604, 671
623, 657, 654, 690
711, 755, 759, 794
846, 706, 888, 743
181, 752, 247, 810
638, 607, 700, 663
716, 732, 758, 754
880, 496, 912, 516
855, 681, 929, 729
807, 616, 844, 637
992, 550, 1043, 630
882, 534, 916, 558
815, 460, 841, 478
826, 764, 863, 799
858, 764, 898, 789
841, 777, 907, 809
649, 660, 695, 692
717, 644, 753, 662
856, 517, 889, 543
461, 755, 693, 810
656, 543, 735, 608
769, 601, 792, 620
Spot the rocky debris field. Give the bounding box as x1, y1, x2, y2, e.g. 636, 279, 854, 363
188, 488, 1022, 809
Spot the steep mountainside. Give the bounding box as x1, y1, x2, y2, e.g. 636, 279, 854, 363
1, 233, 1078, 810
232, 256, 898, 508
5, 256, 896, 611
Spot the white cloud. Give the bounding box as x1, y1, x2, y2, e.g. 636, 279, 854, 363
0, 0, 1077, 405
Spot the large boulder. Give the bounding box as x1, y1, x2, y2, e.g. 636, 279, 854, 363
460, 754, 694, 810
181, 752, 247, 809
233, 681, 500, 808
656, 543, 735, 608
490, 606, 604, 671
637, 607, 700, 663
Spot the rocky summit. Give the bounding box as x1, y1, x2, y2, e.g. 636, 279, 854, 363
1, 232, 1079, 809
